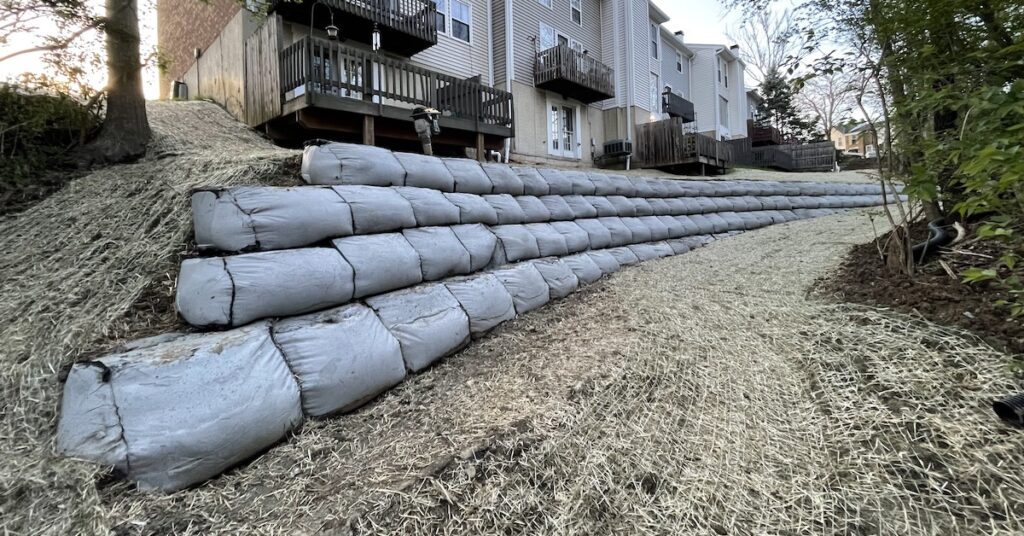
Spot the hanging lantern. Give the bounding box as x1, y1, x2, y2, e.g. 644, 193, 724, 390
372, 23, 381, 52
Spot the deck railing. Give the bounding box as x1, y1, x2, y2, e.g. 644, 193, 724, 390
661, 91, 695, 122
634, 117, 733, 168
280, 37, 513, 128
534, 45, 614, 102
321, 0, 436, 44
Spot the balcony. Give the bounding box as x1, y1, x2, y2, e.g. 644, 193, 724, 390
534, 45, 614, 104
661, 91, 695, 122
271, 0, 437, 57
748, 119, 782, 146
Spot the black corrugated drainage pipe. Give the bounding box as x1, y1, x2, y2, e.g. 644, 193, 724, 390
912, 218, 951, 263
993, 394, 1024, 426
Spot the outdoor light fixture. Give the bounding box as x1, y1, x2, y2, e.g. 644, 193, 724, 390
372, 23, 381, 52
310, 0, 339, 42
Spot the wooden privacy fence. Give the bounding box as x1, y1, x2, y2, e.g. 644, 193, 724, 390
244, 15, 283, 127
726, 137, 835, 172
634, 117, 732, 169
277, 36, 513, 128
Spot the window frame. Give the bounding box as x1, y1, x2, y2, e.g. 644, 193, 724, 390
434, 0, 472, 44
719, 95, 729, 128
675, 51, 683, 73
570, 0, 582, 26
650, 23, 659, 59
650, 71, 660, 115
538, 0, 552, 9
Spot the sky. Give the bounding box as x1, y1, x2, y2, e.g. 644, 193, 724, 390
0, 0, 739, 100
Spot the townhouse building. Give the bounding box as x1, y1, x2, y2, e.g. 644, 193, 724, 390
157, 0, 750, 165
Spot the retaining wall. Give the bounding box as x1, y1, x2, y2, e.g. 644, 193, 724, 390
56, 142, 902, 492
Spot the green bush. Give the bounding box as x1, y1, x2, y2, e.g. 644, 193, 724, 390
0, 83, 100, 205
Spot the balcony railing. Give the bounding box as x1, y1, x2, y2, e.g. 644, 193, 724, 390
534, 45, 614, 104
279, 37, 513, 131
273, 0, 437, 56
748, 120, 782, 146
661, 91, 695, 122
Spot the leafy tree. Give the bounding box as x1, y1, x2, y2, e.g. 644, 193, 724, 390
758, 67, 817, 142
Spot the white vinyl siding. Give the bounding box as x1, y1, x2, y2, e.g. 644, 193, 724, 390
510, 0, 604, 87
412, 0, 490, 82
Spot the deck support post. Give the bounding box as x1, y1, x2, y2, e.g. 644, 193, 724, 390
362, 116, 375, 146
476, 133, 485, 162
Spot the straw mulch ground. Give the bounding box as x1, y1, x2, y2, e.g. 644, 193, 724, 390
0, 101, 298, 534
2, 104, 1020, 534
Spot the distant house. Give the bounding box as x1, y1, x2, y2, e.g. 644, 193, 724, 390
685, 43, 748, 141
831, 122, 878, 157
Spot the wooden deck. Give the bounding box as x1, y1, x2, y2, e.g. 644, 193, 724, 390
634, 118, 733, 172
270, 0, 437, 57
728, 138, 836, 172
534, 45, 614, 104
244, 17, 513, 146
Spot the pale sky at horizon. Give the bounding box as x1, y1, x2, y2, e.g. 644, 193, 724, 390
0, 0, 741, 100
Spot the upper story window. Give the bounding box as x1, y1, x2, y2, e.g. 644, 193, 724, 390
650, 24, 659, 59
723, 62, 729, 88
434, 0, 471, 43
675, 51, 683, 72
540, 23, 581, 53
717, 59, 722, 83
539, 0, 552, 8
570, 0, 582, 25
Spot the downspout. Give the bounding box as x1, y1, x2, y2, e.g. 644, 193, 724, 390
624, 0, 634, 170
503, 0, 514, 163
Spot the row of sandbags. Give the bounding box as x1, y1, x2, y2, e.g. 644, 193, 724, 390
301, 142, 888, 197
58, 234, 727, 492
178, 210, 841, 327
193, 184, 890, 252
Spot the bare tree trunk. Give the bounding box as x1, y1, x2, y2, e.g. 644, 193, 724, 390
83, 0, 149, 164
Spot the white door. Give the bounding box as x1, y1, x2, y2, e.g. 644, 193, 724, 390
548, 102, 578, 158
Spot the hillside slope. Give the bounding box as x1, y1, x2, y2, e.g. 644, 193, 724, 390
0, 101, 298, 534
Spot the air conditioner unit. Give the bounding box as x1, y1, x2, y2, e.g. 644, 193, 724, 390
603, 139, 632, 157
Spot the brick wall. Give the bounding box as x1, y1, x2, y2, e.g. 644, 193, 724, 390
157, 0, 241, 98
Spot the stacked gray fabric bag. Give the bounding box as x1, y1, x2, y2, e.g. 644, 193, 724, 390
58, 141, 904, 492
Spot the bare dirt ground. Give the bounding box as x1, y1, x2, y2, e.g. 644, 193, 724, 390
101, 209, 1023, 535
2, 104, 1018, 534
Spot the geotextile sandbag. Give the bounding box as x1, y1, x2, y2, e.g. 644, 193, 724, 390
539, 195, 575, 221
562, 253, 604, 285
445, 274, 516, 336
403, 227, 473, 281
628, 243, 661, 261
587, 250, 621, 275
493, 225, 541, 263
629, 177, 655, 197
607, 174, 636, 196
564, 170, 596, 195
718, 212, 746, 232
394, 152, 455, 192
485, 194, 528, 224
366, 284, 471, 372
395, 187, 461, 227
622, 217, 653, 243
482, 163, 525, 195
647, 198, 672, 216
444, 192, 500, 225
575, 218, 613, 250
674, 215, 702, 236
648, 180, 670, 198
176, 249, 355, 327
516, 196, 552, 223
333, 233, 423, 298
588, 173, 617, 195
564, 195, 598, 219
640, 216, 670, 241
514, 167, 550, 195
493, 262, 551, 314
333, 186, 417, 234
56, 323, 303, 492
688, 214, 716, 234
192, 187, 354, 253
658, 215, 685, 238
532, 258, 580, 299
444, 158, 493, 194
550, 221, 592, 253
538, 168, 574, 195
609, 246, 641, 266
452, 223, 499, 272
272, 304, 406, 417
600, 217, 634, 247
695, 197, 719, 213
666, 239, 691, 255
526, 223, 570, 257
302, 143, 404, 187
631, 198, 655, 216
584, 195, 618, 217
607, 195, 637, 217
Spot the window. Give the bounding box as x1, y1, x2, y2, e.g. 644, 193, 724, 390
719, 96, 729, 128
538, 0, 551, 8
717, 59, 722, 83
434, 0, 446, 33
540, 23, 557, 50
650, 24, 659, 59
650, 72, 660, 115
675, 51, 683, 73
434, 0, 470, 43
450, 0, 470, 42
547, 100, 579, 158
570, 0, 582, 25
723, 61, 729, 88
